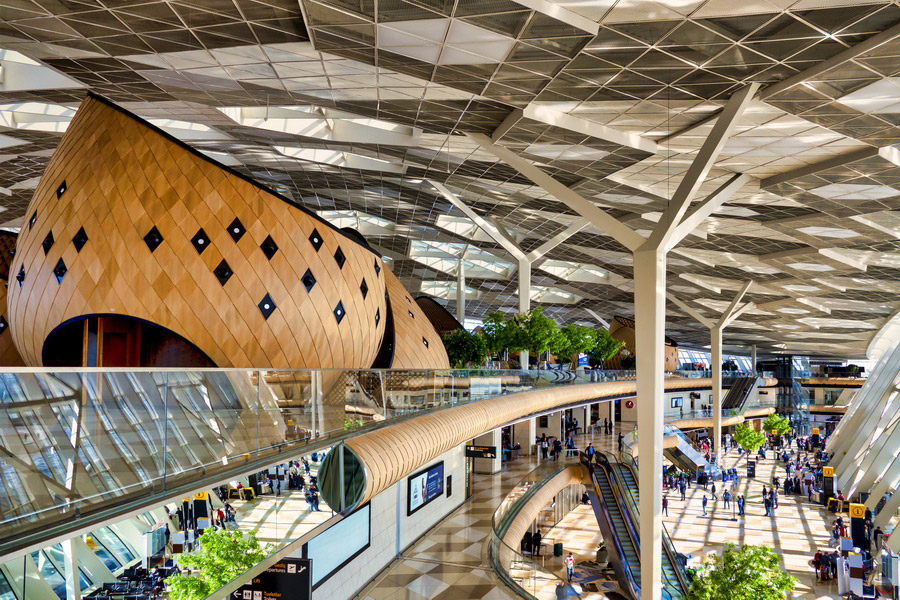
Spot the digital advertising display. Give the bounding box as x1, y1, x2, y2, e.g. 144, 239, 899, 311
407, 461, 444, 516
303, 503, 370, 588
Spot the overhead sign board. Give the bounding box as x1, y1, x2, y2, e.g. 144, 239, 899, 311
465, 445, 497, 459
233, 558, 311, 600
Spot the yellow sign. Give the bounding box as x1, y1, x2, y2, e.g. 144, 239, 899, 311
823, 467, 834, 477
850, 503, 865, 519
812, 428, 820, 435
193, 492, 208, 501
771, 429, 778, 435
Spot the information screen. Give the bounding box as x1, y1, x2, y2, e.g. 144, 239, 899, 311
407, 461, 444, 515
304, 504, 370, 587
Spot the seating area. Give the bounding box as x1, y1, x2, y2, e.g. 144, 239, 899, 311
84, 562, 175, 600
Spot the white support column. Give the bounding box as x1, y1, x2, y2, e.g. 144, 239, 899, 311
634, 247, 665, 600
513, 418, 537, 455
711, 326, 723, 465
519, 258, 531, 369
456, 258, 466, 325
751, 345, 757, 373
875, 489, 900, 529
62, 538, 81, 600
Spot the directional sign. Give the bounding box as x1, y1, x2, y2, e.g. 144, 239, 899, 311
233, 558, 311, 600
465, 445, 497, 459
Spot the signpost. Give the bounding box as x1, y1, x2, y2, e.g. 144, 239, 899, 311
747, 460, 756, 479
465, 445, 497, 459
233, 558, 311, 600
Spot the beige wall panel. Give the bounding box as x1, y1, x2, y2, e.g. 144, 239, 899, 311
7, 94, 402, 368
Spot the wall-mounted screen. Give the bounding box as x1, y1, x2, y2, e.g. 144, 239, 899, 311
671, 397, 683, 408
304, 504, 370, 588
407, 461, 444, 515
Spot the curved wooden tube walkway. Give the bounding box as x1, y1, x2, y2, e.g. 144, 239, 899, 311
323, 378, 716, 511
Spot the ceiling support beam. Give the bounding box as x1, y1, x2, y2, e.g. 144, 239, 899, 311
474, 84, 756, 600
669, 280, 754, 465
584, 308, 609, 329
648, 83, 759, 251
666, 173, 751, 252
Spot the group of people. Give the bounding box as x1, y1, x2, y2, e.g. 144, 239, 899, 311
537, 434, 565, 460
520, 529, 544, 556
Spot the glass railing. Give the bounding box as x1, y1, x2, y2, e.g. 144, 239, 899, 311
0, 367, 638, 557
489, 460, 582, 599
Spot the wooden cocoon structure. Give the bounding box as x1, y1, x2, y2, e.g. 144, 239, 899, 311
383, 268, 449, 369
324, 378, 714, 511
0, 231, 23, 366
500, 465, 586, 551
6, 93, 447, 369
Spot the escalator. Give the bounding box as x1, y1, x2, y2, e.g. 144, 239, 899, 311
584, 453, 688, 599
663, 428, 708, 476
722, 376, 756, 411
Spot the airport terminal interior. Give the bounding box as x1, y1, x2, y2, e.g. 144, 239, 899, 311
0, 0, 899, 599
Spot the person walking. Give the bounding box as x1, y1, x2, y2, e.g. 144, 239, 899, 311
711, 482, 717, 499
737, 495, 745, 516
617, 432, 624, 452
702, 495, 708, 516
662, 495, 669, 517
533, 530, 543, 557
585, 443, 595, 462
603, 418, 609, 434
679, 481, 686, 501
723, 490, 731, 509
565, 553, 575, 582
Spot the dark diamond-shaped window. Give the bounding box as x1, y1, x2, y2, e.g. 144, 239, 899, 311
408, 310, 415, 318
375, 308, 380, 326
227, 218, 245, 242
261, 235, 278, 260
406, 296, 411, 303
191, 228, 209, 254
258, 293, 276, 319
213, 260, 233, 286
360, 278, 368, 299
72, 227, 88, 252
374, 259, 381, 275
16, 266, 24, 287
144, 226, 163, 252
29, 212, 37, 229
53, 258, 67, 284
423, 337, 429, 348
302, 268, 316, 293
333, 246, 345, 269
309, 228, 323, 252
56, 180, 67, 199
334, 301, 346, 324
42, 231, 54, 255
0, 316, 7, 333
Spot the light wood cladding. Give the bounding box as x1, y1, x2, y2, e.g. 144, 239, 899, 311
342, 378, 713, 508
8, 94, 400, 368
383, 269, 449, 369
608, 315, 678, 371
0, 284, 24, 366
501, 466, 585, 551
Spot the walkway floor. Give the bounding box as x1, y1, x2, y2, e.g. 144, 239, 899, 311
354, 427, 622, 600
662, 443, 842, 600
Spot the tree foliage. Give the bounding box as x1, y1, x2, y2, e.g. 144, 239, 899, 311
687, 543, 796, 600
620, 355, 636, 370
590, 328, 624, 364
441, 328, 488, 368
167, 529, 272, 600
762, 414, 791, 436
481, 312, 514, 356
550, 323, 596, 365
733, 423, 767, 453
519, 306, 558, 357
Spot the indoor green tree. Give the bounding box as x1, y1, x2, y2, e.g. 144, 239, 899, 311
167, 529, 272, 600
441, 328, 488, 368
762, 413, 791, 436
550, 323, 596, 367
481, 312, 513, 358
732, 422, 766, 466
520, 306, 558, 360
686, 543, 796, 600
589, 328, 624, 366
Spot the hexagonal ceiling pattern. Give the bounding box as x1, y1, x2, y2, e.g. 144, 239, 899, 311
0, 0, 899, 358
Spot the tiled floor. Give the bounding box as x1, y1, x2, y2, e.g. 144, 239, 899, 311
662, 444, 842, 600
354, 427, 621, 600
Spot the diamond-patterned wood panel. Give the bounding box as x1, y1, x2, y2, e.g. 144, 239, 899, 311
7, 94, 403, 369
383, 268, 449, 369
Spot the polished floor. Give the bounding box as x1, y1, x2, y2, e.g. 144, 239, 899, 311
354, 427, 620, 600
663, 443, 842, 600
